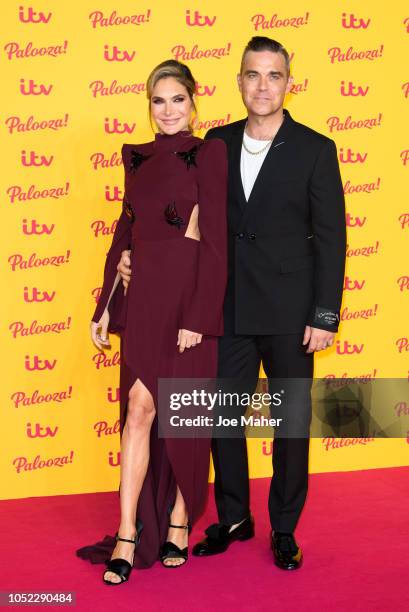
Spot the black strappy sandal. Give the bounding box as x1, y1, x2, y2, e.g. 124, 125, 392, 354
160, 520, 191, 568
102, 520, 143, 585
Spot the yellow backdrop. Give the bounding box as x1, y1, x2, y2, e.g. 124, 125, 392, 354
2, 1, 408, 499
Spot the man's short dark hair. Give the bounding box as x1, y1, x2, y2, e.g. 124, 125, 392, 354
240, 36, 291, 75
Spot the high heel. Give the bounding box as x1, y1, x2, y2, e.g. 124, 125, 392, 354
102, 519, 143, 585
160, 507, 191, 568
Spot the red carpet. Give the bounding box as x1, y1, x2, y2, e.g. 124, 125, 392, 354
2, 467, 408, 611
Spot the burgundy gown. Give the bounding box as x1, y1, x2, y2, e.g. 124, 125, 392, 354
76, 130, 228, 569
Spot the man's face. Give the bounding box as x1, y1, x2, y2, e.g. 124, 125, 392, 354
237, 50, 293, 117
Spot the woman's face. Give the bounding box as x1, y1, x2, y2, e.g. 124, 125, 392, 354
150, 77, 194, 135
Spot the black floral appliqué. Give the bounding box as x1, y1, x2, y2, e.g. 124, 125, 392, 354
164, 202, 185, 229
123, 197, 135, 222
130, 150, 150, 173
175, 144, 203, 170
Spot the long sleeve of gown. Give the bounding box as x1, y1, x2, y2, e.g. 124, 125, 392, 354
180, 138, 228, 336
91, 147, 133, 332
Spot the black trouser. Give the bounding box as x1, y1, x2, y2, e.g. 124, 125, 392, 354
211, 333, 314, 533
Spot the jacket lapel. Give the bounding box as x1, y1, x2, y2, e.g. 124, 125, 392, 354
236, 109, 296, 230
228, 120, 247, 211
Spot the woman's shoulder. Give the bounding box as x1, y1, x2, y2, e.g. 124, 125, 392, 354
122, 140, 154, 155
121, 141, 154, 170
195, 135, 227, 162
191, 135, 225, 147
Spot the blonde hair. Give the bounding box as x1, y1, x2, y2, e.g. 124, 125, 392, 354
146, 59, 197, 131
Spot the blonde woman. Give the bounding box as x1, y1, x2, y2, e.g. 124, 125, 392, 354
76, 59, 227, 584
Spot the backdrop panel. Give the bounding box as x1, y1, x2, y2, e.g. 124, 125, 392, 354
2, 1, 408, 499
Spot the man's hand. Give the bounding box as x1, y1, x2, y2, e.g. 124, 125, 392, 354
303, 325, 335, 353
177, 329, 203, 353
117, 249, 131, 294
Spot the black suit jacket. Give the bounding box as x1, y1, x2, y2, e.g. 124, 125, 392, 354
205, 109, 346, 335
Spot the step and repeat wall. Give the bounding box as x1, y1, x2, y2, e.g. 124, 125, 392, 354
2, 1, 408, 499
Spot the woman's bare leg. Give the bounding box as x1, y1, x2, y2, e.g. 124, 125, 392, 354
162, 486, 189, 567
104, 378, 155, 583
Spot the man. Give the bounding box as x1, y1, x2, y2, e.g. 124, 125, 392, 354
116, 37, 346, 569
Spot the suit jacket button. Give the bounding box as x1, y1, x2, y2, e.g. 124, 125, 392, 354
249, 233, 256, 240
236, 232, 244, 239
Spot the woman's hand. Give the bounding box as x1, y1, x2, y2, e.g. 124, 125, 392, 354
118, 249, 131, 295
177, 329, 202, 353
90, 308, 111, 350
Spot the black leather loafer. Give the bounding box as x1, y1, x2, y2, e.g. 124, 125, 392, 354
271, 531, 303, 570
192, 516, 255, 556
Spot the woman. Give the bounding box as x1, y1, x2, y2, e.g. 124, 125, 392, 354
76, 59, 227, 584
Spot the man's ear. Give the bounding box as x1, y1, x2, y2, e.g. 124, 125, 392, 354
286, 74, 294, 94
237, 72, 242, 92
